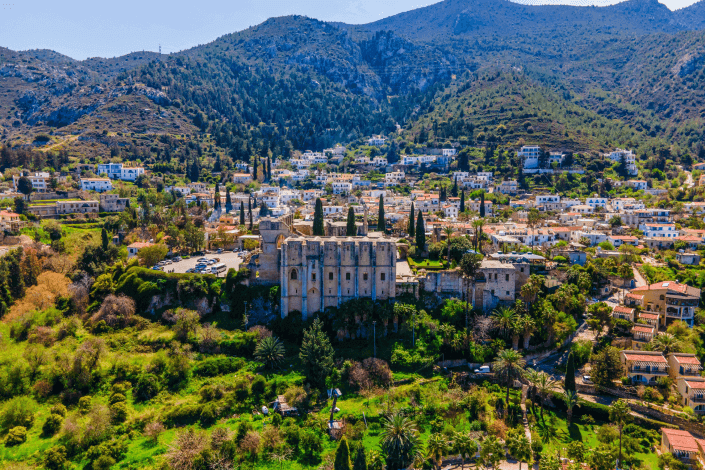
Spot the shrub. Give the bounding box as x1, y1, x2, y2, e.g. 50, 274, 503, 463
251, 376, 267, 397
43, 413, 64, 436
45, 445, 68, 470
164, 404, 203, 427
109, 393, 126, 405
79, 396, 92, 414
144, 421, 164, 443
193, 357, 246, 377
1, 396, 36, 430
93, 455, 116, 470
5, 426, 27, 446
110, 401, 128, 424
200, 403, 218, 427
51, 403, 68, 417
134, 373, 161, 401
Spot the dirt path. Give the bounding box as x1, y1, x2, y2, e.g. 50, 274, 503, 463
632, 266, 647, 288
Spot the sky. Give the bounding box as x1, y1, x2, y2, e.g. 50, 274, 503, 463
0, 0, 700, 60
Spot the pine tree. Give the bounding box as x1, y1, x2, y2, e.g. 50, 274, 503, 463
408, 202, 415, 238
415, 211, 426, 251
249, 210, 253, 231
352, 445, 367, 470
377, 195, 386, 233
101, 228, 109, 251
334, 436, 353, 470
460, 191, 465, 213
226, 188, 232, 212
346, 207, 357, 236
565, 352, 576, 393
299, 318, 335, 389
479, 191, 485, 217
313, 198, 325, 236
240, 201, 245, 226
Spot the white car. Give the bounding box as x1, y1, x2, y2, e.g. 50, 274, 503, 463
474, 366, 491, 374
583, 375, 593, 384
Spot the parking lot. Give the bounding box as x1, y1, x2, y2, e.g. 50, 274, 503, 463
158, 251, 246, 277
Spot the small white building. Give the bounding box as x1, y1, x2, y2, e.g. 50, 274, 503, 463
80, 178, 113, 193
232, 173, 254, 184
518, 146, 541, 169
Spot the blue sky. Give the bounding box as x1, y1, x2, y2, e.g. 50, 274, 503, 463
0, 0, 699, 60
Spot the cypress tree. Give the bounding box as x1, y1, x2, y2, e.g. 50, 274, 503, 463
253, 156, 258, 181
565, 352, 576, 393
415, 210, 425, 251
377, 195, 386, 233
214, 182, 220, 210
352, 445, 367, 470
267, 157, 272, 181
313, 198, 325, 236
249, 210, 253, 231
460, 191, 465, 213
346, 207, 357, 236
451, 177, 458, 197
226, 188, 232, 212
479, 191, 485, 217
334, 436, 353, 470
240, 201, 245, 226
408, 202, 415, 238
248, 197, 252, 216
101, 228, 109, 251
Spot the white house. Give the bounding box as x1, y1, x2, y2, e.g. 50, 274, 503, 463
606, 149, 638, 176
97, 163, 123, 179
442, 148, 457, 157
127, 242, 154, 259
586, 196, 609, 208
120, 166, 145, 181
367, 135, 386, 146
518, 146, 541, 169
625, 180, 648, 191
13, 173, 49, 193
332, 182, 353, 195
80, 178, 113, 193
232, 173, 253, 184
641, 223, 678, 238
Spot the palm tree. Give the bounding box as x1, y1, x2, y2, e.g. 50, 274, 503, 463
506, 432, 531, 470
443, 225, 455, 265
425, 433, 449, 470
492, 307, 518, 341
533, 370, 558, 422
492, 349, 526, 406
609, 399, 633, 464
453, 431, 475, 466
651, 333, 682, 355
254, 336, 285, 369
472, 219, 485, 253
380, 411, 421, 470
519, 316, 536, 350
562, 389, 581, 426
520, 275, 544, 308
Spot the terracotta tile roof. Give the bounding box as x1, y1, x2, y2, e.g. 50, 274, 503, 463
623, 352, 667, 363
662, 428, 699, 451
614, 306, 634, 314
128, 242, 154, 249
639, 313, 659, 320
626, 293, 644, 300
685, 380, 705, 389
632, 281, 689, 294
632, 325, 654, 334
673, 355, 701, 365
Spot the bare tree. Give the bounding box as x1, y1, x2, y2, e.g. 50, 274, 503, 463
91, 294, 135, 328
166, 428, 209, 470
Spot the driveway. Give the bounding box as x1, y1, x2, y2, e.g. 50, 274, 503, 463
159, 251, 245, 277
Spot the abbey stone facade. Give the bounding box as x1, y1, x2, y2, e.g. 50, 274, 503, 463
250, 215, 397, 318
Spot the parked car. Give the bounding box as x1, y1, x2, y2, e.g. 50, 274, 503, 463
197, 258, 208, 263
186, 268, 195, 273
216, 248, 223, 254
173, 256, 182, 262
474, 365, 491, 374
583, 375, 593, 384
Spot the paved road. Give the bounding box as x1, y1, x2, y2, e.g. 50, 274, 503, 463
633, 266, 647, 287
159, 251, 245, 277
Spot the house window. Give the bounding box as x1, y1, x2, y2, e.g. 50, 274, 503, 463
329, 272, 334, 280
363, 273, 368, 281
506, 291, 510, 296
311, 273, 316, 281
520, 267, 524, 273
505, 274, 509, 282
290, 270, 298, 280
381, 273, 386, 281
346, 273, 351, 281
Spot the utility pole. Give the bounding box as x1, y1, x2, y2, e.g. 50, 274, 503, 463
373, 321, 377, 358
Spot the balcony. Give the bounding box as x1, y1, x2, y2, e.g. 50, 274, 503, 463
629, 367, 667, 375
690, 395, 705, 403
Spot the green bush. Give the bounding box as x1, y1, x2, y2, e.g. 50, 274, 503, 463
134, 373, 161, 401
109, 393, 126, 405
93, 456, 116, 470
5, 426, 27, 446
1, 396, 36, 430
200, 403, 218, 427
42, 414, 64, 436
50, 403, 67, 417
45, 445, 68, 470
193, 357, 246, 377
79, 396, 92, 414
110, 401, 128, 424
164, 404, 203, 427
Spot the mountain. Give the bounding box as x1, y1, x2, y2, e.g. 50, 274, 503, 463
1, 0, 705, 163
